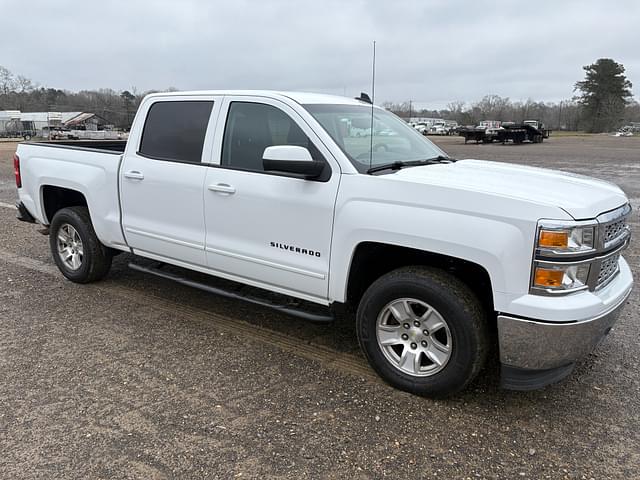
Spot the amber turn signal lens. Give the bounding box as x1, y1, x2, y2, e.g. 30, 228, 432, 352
538, 230, 568, 248
534, 268, 564, 287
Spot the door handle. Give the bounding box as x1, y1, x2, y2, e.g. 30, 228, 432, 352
124, 170, 144, 180
208, 183, 236, 194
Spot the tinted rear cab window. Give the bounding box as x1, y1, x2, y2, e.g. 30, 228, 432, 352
139, 101, 213, 163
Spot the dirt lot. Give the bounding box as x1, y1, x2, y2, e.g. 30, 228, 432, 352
0, 135, 638, 479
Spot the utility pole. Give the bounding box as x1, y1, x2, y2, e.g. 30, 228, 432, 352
409, 100, 412, 122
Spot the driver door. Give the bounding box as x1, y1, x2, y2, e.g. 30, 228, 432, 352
202, 96, 341, 301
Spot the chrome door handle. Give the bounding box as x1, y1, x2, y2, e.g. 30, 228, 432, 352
208, 183, 236, 194
124, 170, 144, 180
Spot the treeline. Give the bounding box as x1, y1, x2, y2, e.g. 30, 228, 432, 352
0, 87, 148, 129
0, 65, 162, 129
2, 64, 639, 131
382, 95, 640, 131
385, 59, 638, 132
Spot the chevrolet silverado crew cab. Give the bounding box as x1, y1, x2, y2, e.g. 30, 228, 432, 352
14, 91, 633, 396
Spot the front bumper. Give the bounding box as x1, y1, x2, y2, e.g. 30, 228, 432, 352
498, 283, 631, 390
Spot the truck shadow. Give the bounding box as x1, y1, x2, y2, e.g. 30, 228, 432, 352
106, 252, 619, 415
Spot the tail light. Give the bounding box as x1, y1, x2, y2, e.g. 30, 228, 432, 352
14, 153, 22, 188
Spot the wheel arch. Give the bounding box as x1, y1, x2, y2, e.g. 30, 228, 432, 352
41, 185, 89, 225
343, 241, 495, 316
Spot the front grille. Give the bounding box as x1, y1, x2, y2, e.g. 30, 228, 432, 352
593, 205, 630, 290
603, 218, 627, 245
597, 254, 620, 288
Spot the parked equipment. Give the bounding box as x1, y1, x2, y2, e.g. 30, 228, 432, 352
458, 120, 551, 144
0, 120, 37, 140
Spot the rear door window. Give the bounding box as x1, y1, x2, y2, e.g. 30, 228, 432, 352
139, 101, 213, 163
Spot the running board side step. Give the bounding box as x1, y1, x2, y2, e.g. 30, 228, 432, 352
128, 262, 335, 323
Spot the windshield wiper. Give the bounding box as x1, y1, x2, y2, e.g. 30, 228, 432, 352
367, 155, 454, 174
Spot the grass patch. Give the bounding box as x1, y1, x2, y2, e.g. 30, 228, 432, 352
550, 131, 596, 137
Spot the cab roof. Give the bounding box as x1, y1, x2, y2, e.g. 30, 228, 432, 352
144, 90, 369, 106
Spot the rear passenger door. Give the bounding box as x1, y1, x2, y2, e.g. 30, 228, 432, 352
203, 96, 341, 302
120, 96, 221, 266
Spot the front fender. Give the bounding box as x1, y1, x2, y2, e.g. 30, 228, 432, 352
328, 175, 570, 311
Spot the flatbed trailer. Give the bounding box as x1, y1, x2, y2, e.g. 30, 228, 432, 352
458, 128, 492, 143
497, 124, 551, 144
458, 122, 552, 144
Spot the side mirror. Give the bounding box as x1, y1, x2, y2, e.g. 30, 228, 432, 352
262, 145, 324, 179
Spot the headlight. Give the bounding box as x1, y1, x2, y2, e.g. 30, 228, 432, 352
532, 219, 597, 294
532, 262, 590, 293
537, 223, 596, 255
531, 207, 631, 296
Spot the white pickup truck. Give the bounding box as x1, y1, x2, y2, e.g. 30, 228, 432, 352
14, 91, 633, 396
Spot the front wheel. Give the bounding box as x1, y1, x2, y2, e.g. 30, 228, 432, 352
49, 206, 112, 283
356, 267, 489, 397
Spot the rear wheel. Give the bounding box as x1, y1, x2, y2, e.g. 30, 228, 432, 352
356, 266, 489, 396
49, 206, 112, 283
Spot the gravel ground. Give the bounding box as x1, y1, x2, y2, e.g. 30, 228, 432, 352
0, 135, 638, 479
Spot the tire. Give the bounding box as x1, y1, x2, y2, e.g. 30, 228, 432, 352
356, 266, 489, 397
49, 206, 112, 283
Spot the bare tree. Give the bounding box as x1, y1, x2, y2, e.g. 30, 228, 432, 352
0, 65, 16, 95
473, 95, 511, 120
15, 75, 35, 93
446, 101, 465, 115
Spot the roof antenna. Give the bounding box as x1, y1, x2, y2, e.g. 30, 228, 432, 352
369, 40, 376, 170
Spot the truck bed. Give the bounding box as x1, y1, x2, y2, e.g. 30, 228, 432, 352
15, 139, 126, 248
26, 139, 127, 154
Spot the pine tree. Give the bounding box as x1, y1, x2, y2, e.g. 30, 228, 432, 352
574, 59, 633, 133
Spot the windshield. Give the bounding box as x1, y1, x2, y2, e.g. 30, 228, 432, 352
303, 104, 447, 173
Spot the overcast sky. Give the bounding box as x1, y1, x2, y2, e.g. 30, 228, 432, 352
1, 0, 638, 109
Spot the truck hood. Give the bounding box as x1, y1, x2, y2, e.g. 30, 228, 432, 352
391, 159, 627, 220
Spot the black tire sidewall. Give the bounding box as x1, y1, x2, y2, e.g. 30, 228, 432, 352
357, 269, 486, 396
49, 207, 109, 283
